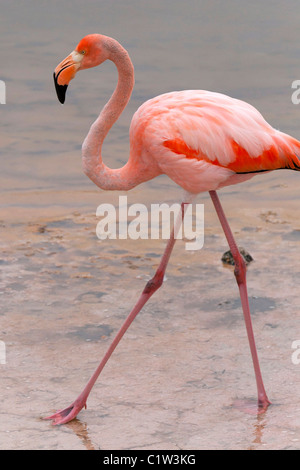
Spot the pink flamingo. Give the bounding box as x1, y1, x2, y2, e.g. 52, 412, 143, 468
46, 34, 300, 425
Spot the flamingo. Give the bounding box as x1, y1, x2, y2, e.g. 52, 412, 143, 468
46, 33, 300, 425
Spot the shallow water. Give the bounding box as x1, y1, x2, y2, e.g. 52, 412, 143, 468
1, 0, 300, 450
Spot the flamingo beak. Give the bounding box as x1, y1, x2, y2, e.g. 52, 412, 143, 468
53, 51, 83, 104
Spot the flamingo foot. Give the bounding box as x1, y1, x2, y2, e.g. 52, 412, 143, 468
233, 397, 271, 415
44, 399, 87, 425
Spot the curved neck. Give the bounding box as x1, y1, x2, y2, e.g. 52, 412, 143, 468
82, 37, 137, 190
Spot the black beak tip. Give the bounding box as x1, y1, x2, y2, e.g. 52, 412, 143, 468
53, 72, 68, 104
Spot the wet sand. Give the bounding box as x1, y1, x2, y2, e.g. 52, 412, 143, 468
1, 0, 300, 450
1, 179, 300, 450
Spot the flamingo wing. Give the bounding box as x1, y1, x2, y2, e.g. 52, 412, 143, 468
130, 90, 300, 193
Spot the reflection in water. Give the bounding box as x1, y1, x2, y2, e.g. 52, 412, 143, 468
231, 398, 270, 449
65, 419, 96, 451
248, 412, 268, 450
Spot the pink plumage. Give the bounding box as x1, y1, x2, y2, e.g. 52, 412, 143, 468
130, 90, 300, 193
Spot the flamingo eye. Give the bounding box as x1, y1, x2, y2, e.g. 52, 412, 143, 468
80, 50, 86, 55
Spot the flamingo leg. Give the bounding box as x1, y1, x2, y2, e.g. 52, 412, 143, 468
45, 200, 191, 425
209, 190, 270, 410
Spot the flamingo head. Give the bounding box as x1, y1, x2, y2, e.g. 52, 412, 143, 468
53, 34, 109, 104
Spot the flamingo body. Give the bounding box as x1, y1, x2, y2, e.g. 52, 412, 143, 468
129, 89, 300, 194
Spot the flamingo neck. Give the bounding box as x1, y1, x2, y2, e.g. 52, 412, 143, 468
82, 37, 136, 190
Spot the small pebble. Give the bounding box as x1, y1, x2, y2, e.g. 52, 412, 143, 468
221, 247, 253, 266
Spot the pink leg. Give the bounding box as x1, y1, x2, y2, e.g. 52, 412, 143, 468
209, 190, 270, 409
45, 201, 190, 425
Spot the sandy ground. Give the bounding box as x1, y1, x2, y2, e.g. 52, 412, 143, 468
1, 181, 300, 450
2, 0, 300, 451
